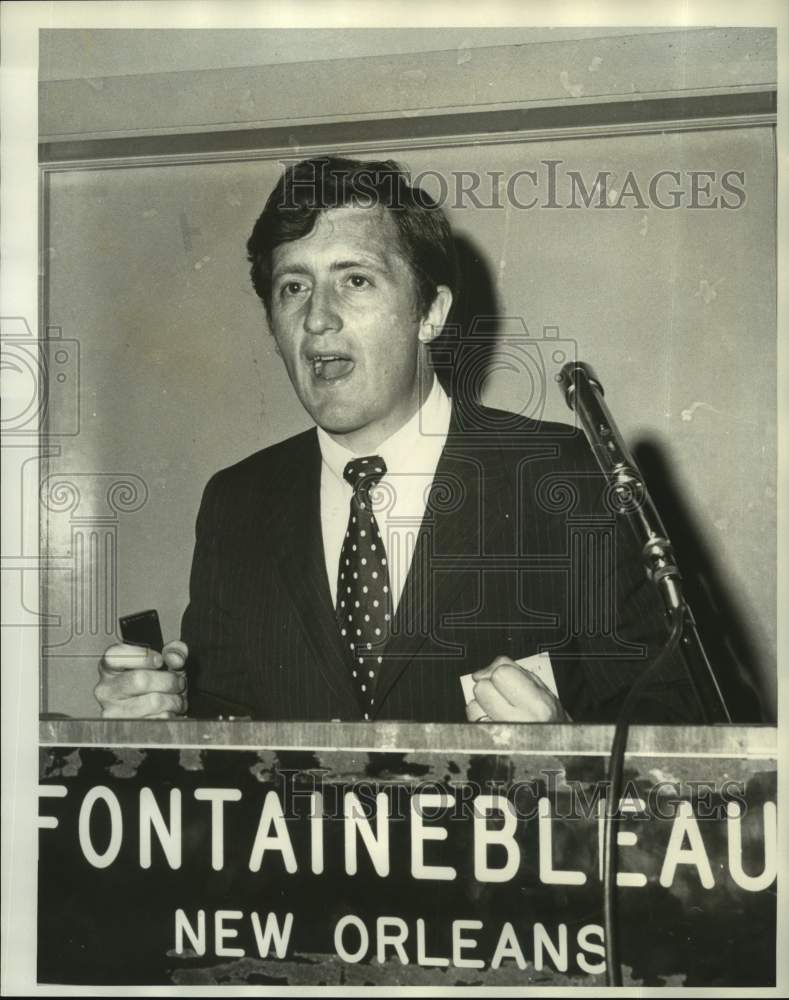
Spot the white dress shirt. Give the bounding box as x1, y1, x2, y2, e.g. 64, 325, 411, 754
317, 377, 452, 613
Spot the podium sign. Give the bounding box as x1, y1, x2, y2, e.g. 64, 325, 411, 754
38, 721, 776, 988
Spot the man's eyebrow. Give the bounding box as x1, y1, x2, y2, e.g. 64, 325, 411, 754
272, 253, 394, 282
271, 263, 312, 281
330, 256, 391, 273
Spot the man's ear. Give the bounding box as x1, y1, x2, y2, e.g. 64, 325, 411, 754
418, 285, 453, 343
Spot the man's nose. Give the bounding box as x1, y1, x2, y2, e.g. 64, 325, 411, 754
304, 284, 341, 336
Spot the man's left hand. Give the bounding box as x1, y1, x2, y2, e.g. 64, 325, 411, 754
466, 655, 570, 722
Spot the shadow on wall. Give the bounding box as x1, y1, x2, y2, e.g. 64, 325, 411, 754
634, 439, 770, 723
430, 233, 502, 402
437, 234, 770, 724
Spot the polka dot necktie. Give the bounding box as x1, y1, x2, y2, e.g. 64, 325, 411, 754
336, 455, 392, 719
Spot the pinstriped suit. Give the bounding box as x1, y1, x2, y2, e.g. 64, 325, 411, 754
182, 404, 703, 723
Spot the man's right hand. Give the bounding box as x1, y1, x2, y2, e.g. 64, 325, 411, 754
95, 641, 188, 719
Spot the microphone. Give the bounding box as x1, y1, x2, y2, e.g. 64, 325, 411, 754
558, 359, 730, 722
558, 361, 682, 611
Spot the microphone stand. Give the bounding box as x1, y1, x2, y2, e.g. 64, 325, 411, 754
557, 361, 731, 987
558, 361, 730, 724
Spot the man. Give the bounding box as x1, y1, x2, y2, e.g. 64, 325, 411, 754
96, 156, 702, 724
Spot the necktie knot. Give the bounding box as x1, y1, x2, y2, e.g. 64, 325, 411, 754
343, 456, 387, 498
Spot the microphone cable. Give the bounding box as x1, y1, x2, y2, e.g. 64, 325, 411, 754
602, 604, 685, 986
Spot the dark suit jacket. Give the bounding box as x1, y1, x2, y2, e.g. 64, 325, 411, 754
182, 404, 704, 723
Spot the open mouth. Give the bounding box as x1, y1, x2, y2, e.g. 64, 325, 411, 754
310, 354, 355, 382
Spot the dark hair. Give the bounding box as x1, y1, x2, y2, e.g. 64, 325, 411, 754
246, 156, 458, 318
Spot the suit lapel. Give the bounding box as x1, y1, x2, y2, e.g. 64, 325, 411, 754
258, 430, 360, 713
373, 409, 513, 714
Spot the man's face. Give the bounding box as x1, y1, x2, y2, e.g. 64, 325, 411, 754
269, 204, 446, 452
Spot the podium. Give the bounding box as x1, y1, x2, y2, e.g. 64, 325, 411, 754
38, 720, 776, 988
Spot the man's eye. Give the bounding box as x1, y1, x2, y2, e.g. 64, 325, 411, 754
281, 281, 306, 297
347, 274, 371, 289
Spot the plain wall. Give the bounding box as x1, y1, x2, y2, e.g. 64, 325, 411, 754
41, 125, 776, 718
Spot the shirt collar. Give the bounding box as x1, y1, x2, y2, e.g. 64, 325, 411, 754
317, 377, 451, 484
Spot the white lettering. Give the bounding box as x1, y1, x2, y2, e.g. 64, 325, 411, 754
248, 792, 298, 873
251, 912, 293, 959
659, 801, 714, 889
538, 798, 586, 885
174, 908, 206, 956
576, 923, 606, 974
473, 794, 519, 882
38, 784, 68, 830
140, 788, 181, 869
452, 919, 484, 969
215, 910, 244, 958
376, 916, 409, 965
616, 797, 647, 888
194, 788, 242, 871
411, 793, 456, 880
533, 922, 568, 972
310, 792, 324, 875
78, 786, 122, 869
344, 792, 390, 877
416, 918, 449, 967
334, 915, 368, 963
727, 801, 777, 892
490, 921, 527, 970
